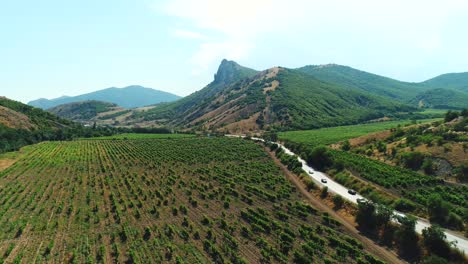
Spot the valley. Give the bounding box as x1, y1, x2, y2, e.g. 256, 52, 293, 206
1, 59, 467, 264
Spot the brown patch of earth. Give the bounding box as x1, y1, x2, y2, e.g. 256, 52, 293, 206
0, 106, 35, 130
0, 159, 16, 171
221, 112, 261, 134
262, 80, 279, 94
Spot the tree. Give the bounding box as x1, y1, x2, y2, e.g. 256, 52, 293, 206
320, 186, 328, 198
460, 108, 468, 118
422, 158, 434, 174
264, 132, 278, 142
398, 152, 425, 170
427, 194, 450, 225
422, 225, 450, 259
444, 110, 459, 122
306, 146, 333, 170
421, 255, 449, 264
395, 215, 420, 259
454, 164, 468, 182
355, 200, 377, 231
341, 140, 351, 151
374, 204, 393, 228
376, 141, 387, 153
332, 195, 344, 209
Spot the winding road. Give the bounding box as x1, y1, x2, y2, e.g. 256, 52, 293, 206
228, 135, 468, 254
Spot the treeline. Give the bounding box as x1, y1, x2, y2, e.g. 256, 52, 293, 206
0, 124, 175, 154
444, 108, 468, 123
0, 124, 113, 154
356, 200, 466, 263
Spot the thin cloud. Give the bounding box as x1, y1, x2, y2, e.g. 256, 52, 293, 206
173, 30, 210, 40
160, 0, 468, 76
163, 0, 275, 73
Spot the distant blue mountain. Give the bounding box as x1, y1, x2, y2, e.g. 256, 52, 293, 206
28, 85, 181, 109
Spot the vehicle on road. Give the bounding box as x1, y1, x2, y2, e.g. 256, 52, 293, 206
357, 198, 366, 203
348, 189, 357, 195
309, 170, 314, 174
321, 178, 327, 183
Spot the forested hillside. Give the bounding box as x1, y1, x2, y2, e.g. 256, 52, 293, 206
297, 64, 428, 101
410, 88, 468, 109
0, 97, 113, 153
48, 100, 122, 121
297, 64, 468, 110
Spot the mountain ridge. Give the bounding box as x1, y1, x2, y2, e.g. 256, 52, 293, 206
130, 61, 415, 132
28, 85, 181, 109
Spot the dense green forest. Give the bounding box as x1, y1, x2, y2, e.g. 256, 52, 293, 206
297, 64, 468, 110
297, 64, 429, 101
269, 69, 414, 130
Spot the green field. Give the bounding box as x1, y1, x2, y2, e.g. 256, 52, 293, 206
419, 109, 450, 115
0, 137, 381, 263
278, 119, 441, 147
84, 133, 196, 140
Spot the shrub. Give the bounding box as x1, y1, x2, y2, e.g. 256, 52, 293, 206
332, 195, 344, 209
320, 186, 328, 199
341, 140, 351, 151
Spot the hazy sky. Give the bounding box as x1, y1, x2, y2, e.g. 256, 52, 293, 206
1, 0, 468, 103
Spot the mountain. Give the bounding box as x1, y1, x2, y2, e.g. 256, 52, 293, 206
410, 88, 468, 109
421, 72, 468, 93
130, 59, 259, 122
48, 100, 123, 122
131, 60, 413, 132
296, 64, 430, 101
296, 64, 468, 110
28, 85, 181, 109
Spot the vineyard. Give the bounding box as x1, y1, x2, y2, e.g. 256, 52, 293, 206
278, 119, 440, 148
85, 133, 196, 140
0, 137, 382, 263
329, 150, 467, 218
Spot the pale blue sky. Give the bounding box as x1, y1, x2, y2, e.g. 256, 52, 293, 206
1, 0, 468, 103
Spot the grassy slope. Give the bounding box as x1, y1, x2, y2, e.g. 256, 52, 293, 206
422, 72, 468, 92
297, 65, 468, 110
0, 137, 382, 263
297, 64, 428, 101
278, 119, 440, 147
